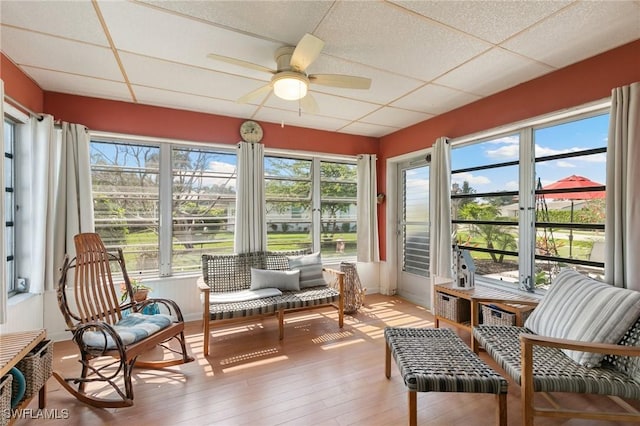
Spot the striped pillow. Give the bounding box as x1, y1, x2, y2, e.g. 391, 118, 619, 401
287, 252, 327, 288
524, 269, 640, 367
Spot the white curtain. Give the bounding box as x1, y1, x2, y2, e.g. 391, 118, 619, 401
357, 154, 379, 262
429, 137, 453, 303
234, 141, 266, 253
605, 82, 640, 290
19, 119, 93, 293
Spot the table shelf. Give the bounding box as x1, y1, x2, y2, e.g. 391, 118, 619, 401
0, 330, 48, 425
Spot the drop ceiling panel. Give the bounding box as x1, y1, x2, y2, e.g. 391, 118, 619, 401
97, 0, 281, 80
307, 55, 423, 105
22, 66, 132, 101
435, 47, 554, 96
0, 0, 108, 46
263, 91, 380, 122
391, 84, 481, 115
503, 1, 640, 68
361, 107, 432, 129
391, 0, 571, 44
139, 0, 332, 46
253, 107, 352, 133
340, 121, 400, 138
133, 86, 259, 118
316, 1, 492, 82
0, 26, 123, 81
121, 52, 268, 101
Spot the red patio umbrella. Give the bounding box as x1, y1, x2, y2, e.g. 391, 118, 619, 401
541, 175, 605, 257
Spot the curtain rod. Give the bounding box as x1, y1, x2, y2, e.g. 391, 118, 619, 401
4, 94, 44, 120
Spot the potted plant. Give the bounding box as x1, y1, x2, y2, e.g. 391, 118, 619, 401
120, 279, 152, 303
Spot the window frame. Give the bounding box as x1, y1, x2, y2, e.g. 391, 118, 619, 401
264, 150, 358, 262
90, 132, 238, 278
450, 100, 610, 292
3, 101, 29, 298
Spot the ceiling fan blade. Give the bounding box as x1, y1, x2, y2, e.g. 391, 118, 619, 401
207, 53, 275, 74
290, 33, 325, 72
237, 84, 272, 104
309, 74, 372, 90
300, 93, 319, 114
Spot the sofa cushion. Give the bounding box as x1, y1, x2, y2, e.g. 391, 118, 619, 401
209, 288, 282, 303
524, 269, 640, 367
250, 268, 300, 291
82, 313, 173, 349
287, 252, 327, 288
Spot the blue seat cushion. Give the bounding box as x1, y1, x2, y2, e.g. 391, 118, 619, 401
82, 313, 173, 349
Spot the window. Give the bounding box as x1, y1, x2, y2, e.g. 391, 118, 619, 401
4, 119, 16, 294
451, 110, 608, 291
533, 114, 607, 288
265, 155, 357, 261
91, 139, 237, 276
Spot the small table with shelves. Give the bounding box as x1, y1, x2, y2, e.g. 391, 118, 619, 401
0, 329, 48, 424
434, 282, 539, 351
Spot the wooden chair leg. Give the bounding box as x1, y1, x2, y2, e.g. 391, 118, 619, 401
385, 342, 391, 379
278, 310, 284, 340
497, 393, 507, 426
408, 391, 417, 426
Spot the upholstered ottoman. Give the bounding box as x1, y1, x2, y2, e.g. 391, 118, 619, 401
384, 327, 508, 426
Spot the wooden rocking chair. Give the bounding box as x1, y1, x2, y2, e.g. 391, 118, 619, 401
53, 233, 194, 408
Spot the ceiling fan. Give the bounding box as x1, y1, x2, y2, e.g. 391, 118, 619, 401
207, 33, 372, 113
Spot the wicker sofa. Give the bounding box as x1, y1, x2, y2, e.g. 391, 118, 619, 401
472, 269, 640, 425
197, 250, 344, 355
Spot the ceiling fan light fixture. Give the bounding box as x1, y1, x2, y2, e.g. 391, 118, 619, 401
272, 72, 308, 101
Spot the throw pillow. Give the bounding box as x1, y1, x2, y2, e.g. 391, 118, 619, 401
250, 268, 300, 292
524, 269, 640, 367
287, 252, 327, 288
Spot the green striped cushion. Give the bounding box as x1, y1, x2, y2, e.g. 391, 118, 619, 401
287, 252, 327, 288
524, 269, 640, 367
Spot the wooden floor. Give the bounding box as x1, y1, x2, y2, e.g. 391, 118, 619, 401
18, 294, 639, 425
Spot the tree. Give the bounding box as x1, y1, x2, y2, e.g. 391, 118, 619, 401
264, 158, 357, 241
458, 202, 517, 263
91, 144, 235, 250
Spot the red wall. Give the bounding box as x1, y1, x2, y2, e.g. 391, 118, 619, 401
376, 39, 640, 260
1, 55, 44, 113
43, 93, 378, 155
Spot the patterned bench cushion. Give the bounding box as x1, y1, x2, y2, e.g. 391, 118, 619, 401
209, 288, 282, 303
473, 325, 640, 399
82, 313, 173, 349
385, 327, 507, 394
208, 286, 339, 321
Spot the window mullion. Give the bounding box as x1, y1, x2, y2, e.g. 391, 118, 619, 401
519, 128, 535, 291
158, 144, 172, 276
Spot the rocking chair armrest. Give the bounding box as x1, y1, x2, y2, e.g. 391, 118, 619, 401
135, 298, 186, 322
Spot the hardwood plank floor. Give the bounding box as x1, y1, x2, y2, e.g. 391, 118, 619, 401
15, 294, 639, 425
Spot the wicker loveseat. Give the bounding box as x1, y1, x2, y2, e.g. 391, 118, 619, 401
197, 250, 344, 355
473, 269, 640, 425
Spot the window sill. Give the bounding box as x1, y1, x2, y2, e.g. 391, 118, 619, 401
7, 292, 38, 306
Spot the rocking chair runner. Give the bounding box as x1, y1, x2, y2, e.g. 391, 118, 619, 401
53, 233, 194, 408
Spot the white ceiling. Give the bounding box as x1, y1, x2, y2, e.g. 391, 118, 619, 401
1, 1, 639, 138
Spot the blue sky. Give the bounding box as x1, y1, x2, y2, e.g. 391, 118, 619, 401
451, 113, 609, 193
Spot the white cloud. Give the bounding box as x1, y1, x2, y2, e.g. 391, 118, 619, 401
452, 172, 490, 186
504, 180, 519, 190
555, 160, 575, 168
486, 144, 518, 160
